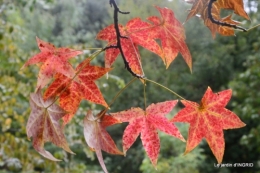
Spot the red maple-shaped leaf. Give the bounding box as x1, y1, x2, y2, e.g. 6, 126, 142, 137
97, 19, 160, 77
26, 90, 74, 161
44, 59, 110, 125
171, 87, 246, 163
22, 37, 82, 89
97, 7, 192, 74
111, 101, 185, 166
147, 6, 192, 70
83, 110, 123, 173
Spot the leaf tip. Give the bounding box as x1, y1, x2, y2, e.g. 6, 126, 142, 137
89, 147, 96, 152
183, 147, 193, 156
118, 150, 124, 156
240, 122, 246, 128
181, 137, 186, 143
151, 159, 158, 169
20, 64, 26, 70
123, 150, 127, 157
68, 149, 76, 155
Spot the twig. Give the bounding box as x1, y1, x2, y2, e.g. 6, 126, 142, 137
105, 0, 144, 78
208, 0, 247, 32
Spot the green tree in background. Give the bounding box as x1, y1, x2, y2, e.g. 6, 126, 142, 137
1, 0, 260, 172
0, 1, 59, 172
196, 1, 260, 172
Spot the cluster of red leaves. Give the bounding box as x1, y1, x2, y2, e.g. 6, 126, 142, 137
97, 6, 192, 77
23, 37, 111, 160
22, 3, 247, 173
82, 87, 245, 172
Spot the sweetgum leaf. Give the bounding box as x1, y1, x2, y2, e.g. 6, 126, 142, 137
148, 6, 192, 70
97, 22, 147, 77
111, 101, 185, 167
83, 110, 123, 173
44, 59, 110, 125
22, 37, 82, 89
171, 87, 246, 163
97, 7, 191, 74
26, 90, 74, 161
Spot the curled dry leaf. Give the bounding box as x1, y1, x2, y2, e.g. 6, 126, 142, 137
26, 90, 74, 161
83, 110, 123, 173
185, 0, 250, 37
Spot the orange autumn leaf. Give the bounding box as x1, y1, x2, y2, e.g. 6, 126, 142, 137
111, 101, 185, 167
26, 90, 74, 161
22, 37, 82, 89
216, 0, 250, 20
147, 6, 192, 70
44, 59, 110, 125
185, 0, 250, 37
171, 87, 246, 163
204, 14, 241, 37
83, 110, 123, 173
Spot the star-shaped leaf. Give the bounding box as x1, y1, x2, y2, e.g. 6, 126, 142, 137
44, 59, 110, 125
97, 18, 161, 77
147, 6, 192, 70
171, 87, 246, 163
97, 7, 192, 73
83, 110, 123, 173
111, 101, 185, 167
22, 37, 82, 89
26, 90, 74, 161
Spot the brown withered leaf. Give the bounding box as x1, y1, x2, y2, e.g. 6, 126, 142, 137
83, 110, 123, 173
26, 90, 74, 161
185, 0, 250, 37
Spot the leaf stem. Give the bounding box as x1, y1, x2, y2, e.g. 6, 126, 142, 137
143, 81, 147, 111
108, 77, 137, 108
97, 77, 137, 119
88, 50, 104, 61
144, 78, 186, 100
145, 78, 201, 108
84, 48, 103, 50
247, 24, 260, 32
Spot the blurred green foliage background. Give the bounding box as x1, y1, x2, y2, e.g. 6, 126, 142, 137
0, 0, 259, 172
